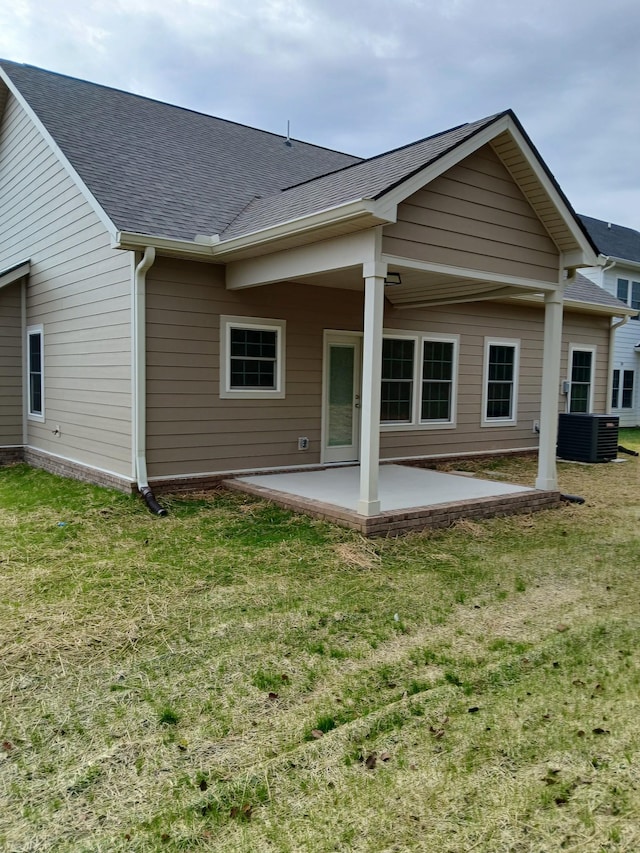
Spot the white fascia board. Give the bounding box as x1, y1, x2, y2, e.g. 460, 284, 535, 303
113, 231, 216, 258
563, 299, 638, 317
115, 201, 387, 263
226, 230, 377, 290
0, 260, 30, 289
212, 199, 385, 259
511, 292, 637, 317
0, 67, 119, 242
381, 253, 559, 293
602, 256, 640, 273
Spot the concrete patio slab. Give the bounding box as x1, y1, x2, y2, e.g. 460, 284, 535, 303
225, 464, 561, 536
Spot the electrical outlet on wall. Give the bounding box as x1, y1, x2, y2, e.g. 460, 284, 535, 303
297, 437, 309, 451
533, 420, 540, 434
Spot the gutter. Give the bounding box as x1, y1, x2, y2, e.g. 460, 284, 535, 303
133, 247, 167, 516
114, 199, 386, 261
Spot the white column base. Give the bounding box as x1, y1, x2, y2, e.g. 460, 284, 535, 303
535, 475, 558, 491
357, 498, 381, 516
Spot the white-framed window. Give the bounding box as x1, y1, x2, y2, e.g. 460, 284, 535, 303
220, 316, 286, 399
380, 331, 458, 429
568, 345, 596, 413
27, 325, 45, 420
381, 336, 416, 424
616, 278, 640, 320
482, 338, 519, 426
612, 369, 634, 410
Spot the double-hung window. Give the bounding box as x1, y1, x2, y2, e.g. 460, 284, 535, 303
568, 345, 595, 413
612, 369, 634, 410
220, 316, 286, 399
616, 278, 640, 320
421, 339, 456, 422
482, 339, 519, 425
380, 332, 458, 428
381, 338, 415, 423
27, 325, 44, 420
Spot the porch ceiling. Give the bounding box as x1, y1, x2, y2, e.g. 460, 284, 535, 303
289, 262, 551, 308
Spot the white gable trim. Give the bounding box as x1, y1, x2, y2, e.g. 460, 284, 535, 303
0, 260, 30, 289
0, 68, 119, 241
374, 114, 598, 270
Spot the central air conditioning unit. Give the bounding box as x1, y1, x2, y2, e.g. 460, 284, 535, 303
557, 413, 619, 463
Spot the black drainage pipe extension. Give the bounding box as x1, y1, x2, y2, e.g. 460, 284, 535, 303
618, 445, 639, 457
560, 493, 585, 505
140, 486, 168, 517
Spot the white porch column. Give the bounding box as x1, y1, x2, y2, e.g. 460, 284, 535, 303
535, 286, 564, 491
358, 265, 386, 516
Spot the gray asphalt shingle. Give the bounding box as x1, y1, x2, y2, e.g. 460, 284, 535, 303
220, 114, 502, 238
0, 60, 361, 240
578, 215, 640, 265
565, 273, 631, 310
1, 60, 504, 244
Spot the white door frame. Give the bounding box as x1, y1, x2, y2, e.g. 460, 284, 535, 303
321, 330, 362, 463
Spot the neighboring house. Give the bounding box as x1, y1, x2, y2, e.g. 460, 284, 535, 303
0, 60, 634, 517
578, 215, 640, 426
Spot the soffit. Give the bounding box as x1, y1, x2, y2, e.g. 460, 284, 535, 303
490, 131, 581, 255
288, 264, 549, 307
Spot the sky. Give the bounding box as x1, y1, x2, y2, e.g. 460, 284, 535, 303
1, 0, 639, 230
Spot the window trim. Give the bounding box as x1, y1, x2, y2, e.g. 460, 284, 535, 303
616, 277, 640, 320
481, 338, 520, 427
567, 344, 596, 414
26, 324, 45, 421
219, 315, 286, 400
380, 329, 459, 431
612, 368, 634, 410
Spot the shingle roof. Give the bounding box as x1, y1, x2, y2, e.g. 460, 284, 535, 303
220, 114, 503, 239
0, 60, 361, 241
1, 60, 509, 245
578, 215, 640, 264
565, 273, 631, 311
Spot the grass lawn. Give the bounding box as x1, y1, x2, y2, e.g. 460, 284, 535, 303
1, 430, 640, 852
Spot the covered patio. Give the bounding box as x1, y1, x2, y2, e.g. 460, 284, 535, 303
225, 463, 561, 536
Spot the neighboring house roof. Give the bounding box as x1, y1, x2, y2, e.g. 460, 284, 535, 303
578, 215, 640, 265
565, 273, 633, 313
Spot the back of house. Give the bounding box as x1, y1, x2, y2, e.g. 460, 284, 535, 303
0, 60, 633, 507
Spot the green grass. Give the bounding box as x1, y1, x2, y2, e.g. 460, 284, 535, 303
1, 432, 640, 851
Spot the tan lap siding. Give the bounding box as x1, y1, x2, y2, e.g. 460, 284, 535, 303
383, 145, 559, 283
561, 313, 611, 414
146, 256, 613, 476
0, 93, 133, 477
0, 281, 23, 445
145, 258, 364, 477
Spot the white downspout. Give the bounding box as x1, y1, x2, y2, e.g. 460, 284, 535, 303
133, 247, 166, 515
607, 315, 630, 413
21, 277, 27, 446
600, 255, 628, 414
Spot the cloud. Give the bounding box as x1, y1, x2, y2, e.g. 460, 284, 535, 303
1, 0, 639, 227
